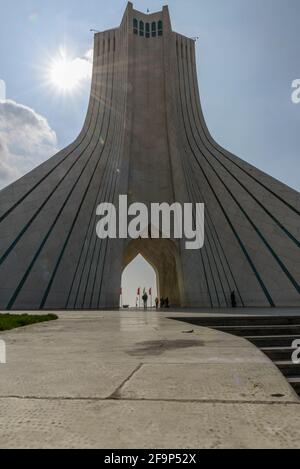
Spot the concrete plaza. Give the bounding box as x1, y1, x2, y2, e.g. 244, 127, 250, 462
0, 309, 300, 449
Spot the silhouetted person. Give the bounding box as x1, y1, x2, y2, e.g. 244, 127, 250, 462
155, 297, 159, 310
160, 298, 164, 309
142, 292, 148, 310
165, 297, 170, 308
231, 291, 237, 308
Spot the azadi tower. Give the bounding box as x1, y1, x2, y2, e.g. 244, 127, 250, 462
0, 2, 299, 310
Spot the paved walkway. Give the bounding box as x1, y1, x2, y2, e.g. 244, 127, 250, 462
0, 310, 300, 448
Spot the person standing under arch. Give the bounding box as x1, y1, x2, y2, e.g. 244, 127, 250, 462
142, 290, 148, 310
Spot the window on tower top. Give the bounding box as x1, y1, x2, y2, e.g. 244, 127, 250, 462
145, 22, 150, 38
151, 22, 157, 37
139, 21, 144, 36
158, 20, 163, 36
133, 19, 163, 39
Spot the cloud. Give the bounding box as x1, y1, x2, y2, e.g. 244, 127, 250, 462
49, 48, 93, 91
79, 48, 93, 68
68, 49, 93, 82
0, 97, 58, 190
0, 80, 6, 101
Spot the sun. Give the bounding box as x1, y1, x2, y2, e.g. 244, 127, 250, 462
50, 57, 77, 91
48, 48, 92, 93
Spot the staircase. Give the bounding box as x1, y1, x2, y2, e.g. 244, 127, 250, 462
175, 315, 300, 397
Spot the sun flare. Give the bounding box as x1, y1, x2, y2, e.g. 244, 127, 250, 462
49, 49, 92, 93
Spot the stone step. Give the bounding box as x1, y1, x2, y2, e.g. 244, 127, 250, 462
247, 335, 300, 348
275, 361, 300, 378
175, 316, 300, 327
261, 347, 295, 361
214, 325, 300, 337
174, 316, 300, 397
288, 377, 300, 394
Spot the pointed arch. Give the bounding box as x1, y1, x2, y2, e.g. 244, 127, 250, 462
123, 237, 184, 307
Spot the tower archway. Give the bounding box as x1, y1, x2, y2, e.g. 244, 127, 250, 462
121, 254, 158, 307
122, 238, 184, 307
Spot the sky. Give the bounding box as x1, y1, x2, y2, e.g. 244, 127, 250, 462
122, 255, 158, 308
0, 0, 299, 305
